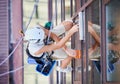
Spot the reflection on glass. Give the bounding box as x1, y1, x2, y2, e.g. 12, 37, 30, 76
106, 0, 120, 82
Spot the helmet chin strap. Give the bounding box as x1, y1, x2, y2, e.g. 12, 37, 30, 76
36, 39, 41, 43
34, 39, 45, 45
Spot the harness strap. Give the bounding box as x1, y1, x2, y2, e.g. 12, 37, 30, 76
26, 42, 54, 63
26, 42, 46, 64
26, 47, 45, 60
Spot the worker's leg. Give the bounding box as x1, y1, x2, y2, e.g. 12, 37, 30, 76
51, 20, 73, 36
60, 56, 73, 69
56, 56, 73, 73
54, 49, 80, 73
53, 48, 80, 72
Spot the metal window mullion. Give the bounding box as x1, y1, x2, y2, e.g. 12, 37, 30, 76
60, 0, 66, 84
61, 0, 65, 21
55, 0, 58, 25
48, 3, 54, 84
100, 0, 107, 84
48, 0, 53, 21
84, 9, 89, 84
70, 0, 73, 17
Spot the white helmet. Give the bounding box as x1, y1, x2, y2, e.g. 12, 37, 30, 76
25, 26, 45, 43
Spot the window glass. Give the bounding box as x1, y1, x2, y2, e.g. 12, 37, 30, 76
106, 0, 120, 82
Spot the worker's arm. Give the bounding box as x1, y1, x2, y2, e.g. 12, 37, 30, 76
34, 25, 79, 55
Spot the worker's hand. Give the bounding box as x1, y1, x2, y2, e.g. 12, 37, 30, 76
19, 30, 24, 36
71, 24, 79, 33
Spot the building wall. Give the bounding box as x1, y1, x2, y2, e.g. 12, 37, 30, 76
0, 0, 9, 84
12, 0, 23, 84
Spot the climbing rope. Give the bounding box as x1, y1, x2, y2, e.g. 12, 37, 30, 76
0, 64, 28, 77
25, 0, 39, 30
0, 38, 23, 66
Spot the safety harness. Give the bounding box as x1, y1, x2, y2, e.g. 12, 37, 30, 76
26, 37, 56, 76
